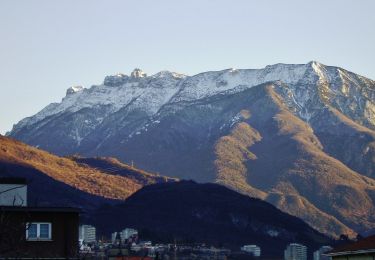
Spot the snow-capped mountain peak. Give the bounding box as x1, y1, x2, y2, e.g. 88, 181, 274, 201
9, 62, 375, 141
66, 85, 85, 95
151, 70, 187, 79
309, 60, 330, 82
131, 68, 147, 78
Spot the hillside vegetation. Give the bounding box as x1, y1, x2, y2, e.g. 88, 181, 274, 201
0, 136, 175, 208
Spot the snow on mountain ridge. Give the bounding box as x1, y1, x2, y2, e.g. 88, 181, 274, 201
131, 68, 147, 78
66, 85, 85, 95
170, 63, 311, 102
12, 69, 186, 131
151, 70, 186, 79
11, 62, 374, 133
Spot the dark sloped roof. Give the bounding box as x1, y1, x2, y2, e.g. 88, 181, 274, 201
327, 235, 375, 256
0, 206, 80, 213
0, 177, 27, 184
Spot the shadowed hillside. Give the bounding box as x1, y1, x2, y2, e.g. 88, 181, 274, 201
91, 181, 332, 257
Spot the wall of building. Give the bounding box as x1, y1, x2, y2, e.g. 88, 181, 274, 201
0, 210, 79, 258
284, 243, 307, 260
79, 224, 96, 243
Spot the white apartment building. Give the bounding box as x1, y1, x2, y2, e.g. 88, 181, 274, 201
241, 245, 261, 257
284, 243, 307, 260
121, 228, 138, 240
79, 224, 96, 243
111, 228, 138, 244
314, 246, 333, 260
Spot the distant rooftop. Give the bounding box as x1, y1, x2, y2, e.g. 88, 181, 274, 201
327, 235, 375, 256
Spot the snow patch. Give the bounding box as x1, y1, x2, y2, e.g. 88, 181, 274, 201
131, 68, 147, 78
66, 86, 84, 95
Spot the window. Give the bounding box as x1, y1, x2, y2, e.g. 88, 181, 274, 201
26, 223, 52, 240
27, 223, 37, 239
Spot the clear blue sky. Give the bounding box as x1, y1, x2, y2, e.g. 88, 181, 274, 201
1, 0, 374, 134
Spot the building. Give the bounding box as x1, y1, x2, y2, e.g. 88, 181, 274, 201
111, 231, 119, 244
314, 246, 333, 260
284, 243, 307, 260
0, 177, 27, 206
111, 231, 125, 245
326, 235, 375, 260
79, 224, 96, 243
241, 245, 261, 257
0, 178, 80, 258
0, 206, 79, 258
111, 228, 138, 244
121, 228, 138, 240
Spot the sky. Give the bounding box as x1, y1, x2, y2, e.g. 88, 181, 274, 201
0, 0, 374, 134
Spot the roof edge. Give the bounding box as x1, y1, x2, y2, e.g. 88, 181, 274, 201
325, 249, 375, 256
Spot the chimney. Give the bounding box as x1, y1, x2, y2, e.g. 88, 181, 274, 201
0, 177, 27, 206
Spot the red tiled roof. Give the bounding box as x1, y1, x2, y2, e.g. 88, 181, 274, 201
327, 235, 375, 255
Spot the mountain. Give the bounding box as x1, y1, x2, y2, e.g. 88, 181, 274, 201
0, 136, 334, 257
0, 135, 175, 210
8, 62, 375, 237
91, 181, 332, 257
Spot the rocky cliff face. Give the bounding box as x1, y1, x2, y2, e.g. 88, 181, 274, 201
8, 62, 375, 237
